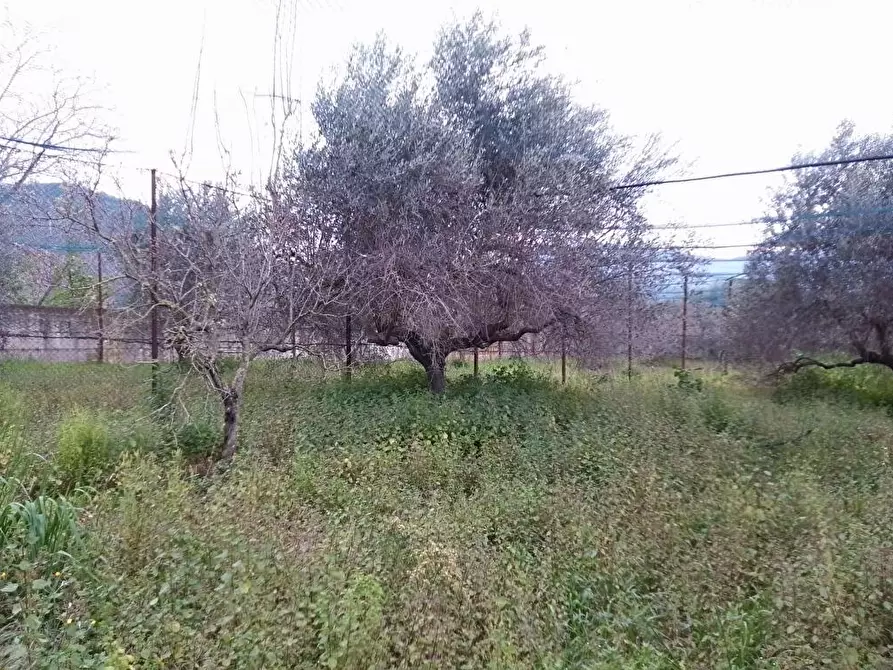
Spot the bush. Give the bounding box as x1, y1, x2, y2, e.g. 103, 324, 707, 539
55, 410, 114, 491
775, 362, 893, 410
700, 392, 735, 434
170, 420, 219, 458
674, 368, 704, 392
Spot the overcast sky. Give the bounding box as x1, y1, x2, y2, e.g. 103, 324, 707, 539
7, 0, 893, 259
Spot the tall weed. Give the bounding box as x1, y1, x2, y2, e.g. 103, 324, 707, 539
55, 410, 113, 491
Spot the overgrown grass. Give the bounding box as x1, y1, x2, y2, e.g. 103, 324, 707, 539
2, 359, 893, 668
775, 360, 893, 410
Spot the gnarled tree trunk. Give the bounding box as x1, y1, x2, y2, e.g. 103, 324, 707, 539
404, 334, 449, 394
217, 360, 249, 462
425, 354, 447, 394
220, 387, 241, 461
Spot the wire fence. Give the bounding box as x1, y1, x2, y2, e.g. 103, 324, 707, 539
0, 295, 736, 385
4, 142, 883, 378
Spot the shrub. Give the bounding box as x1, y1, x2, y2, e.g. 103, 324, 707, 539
171, 420, 219, 458
775, 362, 893, 410
484, 359, 548, 390
55, 410, 113, 491
674, 368, 704, 392
701, 392, 735, 434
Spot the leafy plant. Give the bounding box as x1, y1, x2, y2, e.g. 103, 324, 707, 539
55, 410, 113, 491
0, 493, 83, 668
674, 368, 704, 392
171, 420, 219, 458
0, 495, 80, 561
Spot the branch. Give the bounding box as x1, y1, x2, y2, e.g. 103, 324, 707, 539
773, 352, 893, 377
450, 319, 557, 351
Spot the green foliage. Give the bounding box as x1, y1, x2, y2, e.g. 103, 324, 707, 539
42, 254, 95, 309
171, 421, 219, 458
700, 391, 740, 434
3, 360, 893, 667
0, 492, 84, 669
674, 367, 704, 391
0, 495, 80, 562
55, 410, 113, 492
315, 573, 387, 669
776, 362, 893, 410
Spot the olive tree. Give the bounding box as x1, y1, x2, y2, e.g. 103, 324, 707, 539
736, 122, 893, 373
293, 16, 672, 392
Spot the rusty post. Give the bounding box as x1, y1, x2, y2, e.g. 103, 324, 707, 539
344, 314, 352, 381
723, 277, 734, 374
681, 274, 688, 371
561, 330, 567, 384
96, 251, 104, 363
150, 168, 159, 391
627, 264, 633, 381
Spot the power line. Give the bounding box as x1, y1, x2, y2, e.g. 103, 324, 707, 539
5, 143, 893, 232
153, 168, 267, 203
667, 243, 755, 250
654, 204, 893, 231
0, 136, 125, 154
653, 220, 761, 230
612, 153, 893, 190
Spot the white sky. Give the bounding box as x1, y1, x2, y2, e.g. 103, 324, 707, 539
7, 0, 893, 260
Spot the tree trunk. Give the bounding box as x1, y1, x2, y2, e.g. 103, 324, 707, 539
219, 387, 241, 461
404, 335, 448, 394
425, 354, 447, 394
217, 361, 249, 462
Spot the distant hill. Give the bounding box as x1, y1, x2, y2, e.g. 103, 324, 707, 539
0, 182, 140, 254
0, 182, 143, 304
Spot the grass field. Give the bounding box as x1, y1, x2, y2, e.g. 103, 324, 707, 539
2, 358, 893, 668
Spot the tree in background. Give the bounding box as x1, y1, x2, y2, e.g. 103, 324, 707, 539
0, 17, 106, 307
735, 122, 893, 372
294, 15, 672, 392
37, 253, 94, 308
0, 19, 104, 187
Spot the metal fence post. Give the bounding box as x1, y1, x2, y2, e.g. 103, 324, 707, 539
681, 274, 688, 371
96, 251, 104, 363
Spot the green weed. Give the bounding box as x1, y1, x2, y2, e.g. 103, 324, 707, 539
55, 410, 114, 492
0, 360, 892, 667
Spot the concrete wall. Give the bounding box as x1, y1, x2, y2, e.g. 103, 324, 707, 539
0, 304, 545, 365
0, 304, 152, 363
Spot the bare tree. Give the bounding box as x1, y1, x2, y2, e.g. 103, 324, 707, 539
735, 122, 893, 374
55, 163, 339, 461
0, 17, 106, 306
0, 18, 105, 188
292, 16, 673, 392
43, 2, 331, 462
